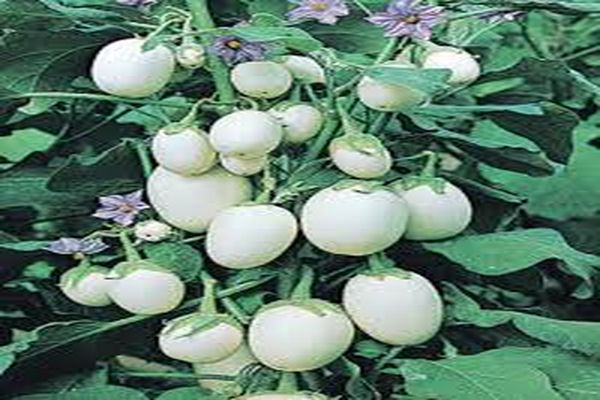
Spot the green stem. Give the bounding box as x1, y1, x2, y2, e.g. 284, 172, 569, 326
3, 92, 188, 108
277, 262, 300, 299
255, 159, 276, 203
420, 150, 438, 178
184, 0, 236, 103
119, 231, 141, 262
370, 346, 404, 380
368, 113, 393, 135
277, 372, 299, 393
290, 266, 315, 300
130, 139, 153, 179
374, 38, 400, 64
220, 297, 251, 325
337, 102, 363, 136
367, 252, 393, 274
199, 272, 218, 314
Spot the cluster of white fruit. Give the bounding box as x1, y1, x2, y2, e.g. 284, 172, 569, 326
65, 36, 483, 398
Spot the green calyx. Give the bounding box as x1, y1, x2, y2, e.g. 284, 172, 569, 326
159, 100, 207, 134
393, 175, 448, 194
258, 298, 344, 318
109, 259, 171, 279
365, 252, 412, 279
332, 179, 391, 193
59, 263, 107, 289
330, 133, 388, 157
161, 312, 242, 339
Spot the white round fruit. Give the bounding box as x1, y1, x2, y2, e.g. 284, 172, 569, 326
280, 55, 326, 84
422, 48, 481, 85
343, 271, 443, 345
134, 220, 173, 242
194, 342, 258, 391
176, 43, 206, 69
231, 61, 293, 99
207, 205, 298, 269
209, 110, 283, 158
249, 300, 354, 371
59, 266, 113, 307
151, 127, 216, 176
392, 180, 472, 241
91, 38, 175, 98
269, 104, 324, 144
357, 62, 427, 112
301, 184, 409, 256
329, 135, 392, 179
147, 166, 253, 233
108, 263, 185, 315
159, 314, 243, 363
236, 394, 328, 400
220, 154, 268, 176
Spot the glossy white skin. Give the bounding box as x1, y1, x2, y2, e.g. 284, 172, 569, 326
176, 44, 205, 69
301, 187, 409, 256
147, 166, 252, 233
237, 394, 328, 400
393, 181, 473, 241
330, 146, 392, 179
91, 38, 175, 98
423, 49, 481, 84
134, 220, 173, 242
209, 110, 283, 158
280, 55, 326, 84
220, 154, 268, 176
194, 342, 257, 391
60, 267, 112, 307
270, 104, 324, 144
231, 61, 293, 99
207, 205, 298, 269
249, 304, 355, 371
159, 319, 244, 363
151, 127, 216, 176
343, 272, 443, 345
357, 76, 426, 112
108, 269, 185, 315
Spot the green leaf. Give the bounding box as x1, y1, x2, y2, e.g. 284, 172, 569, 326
155, 387, 226, 400
0, 241, 51, 252
467, 0, 600, 13
231, 26, 323, 52
367, 67, 450, 96
12, 386, 148, 400
0, 129, 56, 168
397, 354, 563, 400
143, 242, 204, 282
425, 229, 600, 298
307, 16, 388, 54
481, 123, 600, 220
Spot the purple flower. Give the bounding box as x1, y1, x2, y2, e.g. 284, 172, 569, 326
212, 36, 268, 66
116, 0, 156, 6
367, 0, 444, 40
46, 238, 109, 256
92, 190, 150, 226
287, 0, 350, 25
481, 10, 525, 23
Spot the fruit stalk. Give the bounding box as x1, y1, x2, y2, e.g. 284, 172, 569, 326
119, 230, 142, 261
199, 272, 218, 314
290, 266, 315, 300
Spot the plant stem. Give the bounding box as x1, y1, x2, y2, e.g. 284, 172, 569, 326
370, 346, 404, 380
420, 150, 438, 178
199, 272, 218, 314
374, 38, 400, 64
3, 92, 188, 108
119, 231, 142, 262
184, 0, 236, 103
277, 372, 299, 393
220, 297, 251, 325
290, 266, 315, 300
130, 139, 153, 179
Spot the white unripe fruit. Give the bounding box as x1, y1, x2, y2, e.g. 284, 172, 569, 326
91, 38, 175, 98
357, 62, 427, 112
59, 266, 113, 307
422, 48, 481, 85
231, 61, 293, 99
392, 181, 472, 241
220, 154, 268, 176
269, 104, 324, 144
159, 315, 244, 363
209, 110, 283, 158
343, 271, 443, 345
176, 43, 206, 69
301, 185, 409, 256
151, 127, 217, 176
147, 166, 252, 233
134, 220, 173, 242
206, 204, 298, 269
280, 55, 326, 84
108, 265, 185, 315
194, 342, 258, 391
329, 135, 392, 179
249, 301, 354, 371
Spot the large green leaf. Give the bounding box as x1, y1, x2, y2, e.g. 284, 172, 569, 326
306, 16, 388, 54
143, 242, 204, 282
465, 0, 600, 13
12, 386, 148, 400
367, 67, 450, 96
231, 26, 323, 52
0, 129, 56, 168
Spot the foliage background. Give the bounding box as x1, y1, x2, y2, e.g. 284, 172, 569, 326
0, 0, 599, 399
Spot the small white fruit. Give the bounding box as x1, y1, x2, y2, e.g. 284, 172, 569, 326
231, 61, 293, 99
151, 127, 217, 176
358, 61, 427, 112
107, 262, 185, 315
220, 154, 268, 176
91, 38, 175, 98
159, 313, 244, 363
207, 205, 298, 269
249, 300, 354, 371
329, 135, 392, 179
209, 110, 283, 158
59, 266, 113, 307
147, 166, 253, 233
280, 55, 326, 84
343, 271, 443, 345
176, 43, 206, 69
392, 180, 472, 241
269, 104, 324, 144
301, 183, 409, 256
422, 47, 481, 85
134, 220, 173, 242
193, 342, 258, 391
